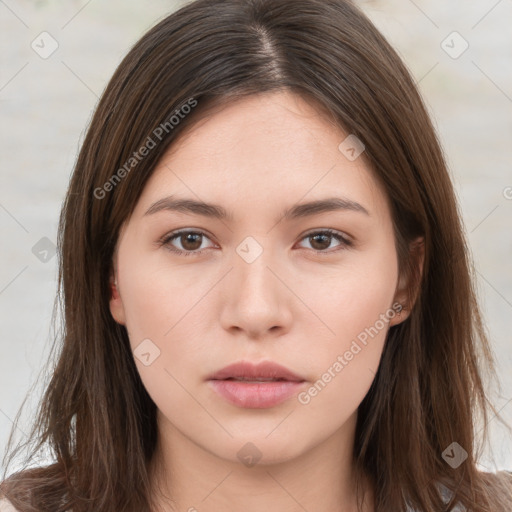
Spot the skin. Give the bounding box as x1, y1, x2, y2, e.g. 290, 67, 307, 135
109, 91, 423, 512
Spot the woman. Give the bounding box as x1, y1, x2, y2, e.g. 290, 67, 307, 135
1, 0, 511, 510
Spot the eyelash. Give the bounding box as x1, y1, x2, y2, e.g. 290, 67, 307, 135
157, 228, 353, 257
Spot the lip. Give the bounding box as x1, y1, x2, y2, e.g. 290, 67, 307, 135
207, 361, 306, 409
208, 361, 305, 382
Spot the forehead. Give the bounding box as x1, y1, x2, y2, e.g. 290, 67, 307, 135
133, 91, 390, 223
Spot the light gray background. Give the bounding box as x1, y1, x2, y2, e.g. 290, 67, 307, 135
1, 0, 511, 475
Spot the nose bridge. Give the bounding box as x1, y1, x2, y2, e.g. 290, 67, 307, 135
220, 234, 291, 336
233, 234, 279, 304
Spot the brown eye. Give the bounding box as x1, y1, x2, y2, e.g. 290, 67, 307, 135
159, 228, 351, 257
298, 230, 352, 253
160, 230, 215, 256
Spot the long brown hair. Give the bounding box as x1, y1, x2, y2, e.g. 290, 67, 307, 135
1, 0, 511, 510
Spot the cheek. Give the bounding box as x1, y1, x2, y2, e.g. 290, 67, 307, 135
296, 245, 397, 412
117, 255, 209, 421
302, 244, 398, 346
118, 246, 205, 346
117, 245, 219, 390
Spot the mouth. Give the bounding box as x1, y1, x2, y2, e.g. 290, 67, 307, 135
207, 360, 305, 383
207, 361, 306, 408
221, 377, 294, 382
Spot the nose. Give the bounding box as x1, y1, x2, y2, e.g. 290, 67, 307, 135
219, 246, 293, 340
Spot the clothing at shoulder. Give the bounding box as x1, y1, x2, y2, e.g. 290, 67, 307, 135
0, 498, 20, 512
406, 471, 512, 511
438, 484, 467, 511
405, 482, 467, 511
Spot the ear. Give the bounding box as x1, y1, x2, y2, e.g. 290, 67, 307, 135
109, 265, 126, 326
389, 236, 425, 327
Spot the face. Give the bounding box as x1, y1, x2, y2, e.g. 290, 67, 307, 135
109, 91, 413, 466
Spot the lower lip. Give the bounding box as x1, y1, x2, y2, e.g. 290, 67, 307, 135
208, 379, 305, 408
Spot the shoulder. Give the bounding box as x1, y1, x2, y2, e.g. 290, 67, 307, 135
478, 469, 512, 492
437, 483, 467, 511
438, 471, 512, 511
406, 471, 512, 511
0, 498, 20, 512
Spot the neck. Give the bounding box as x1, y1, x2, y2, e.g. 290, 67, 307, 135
148, 410, 374, 512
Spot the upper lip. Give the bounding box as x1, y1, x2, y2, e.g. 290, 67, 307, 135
208, 361, 305, 382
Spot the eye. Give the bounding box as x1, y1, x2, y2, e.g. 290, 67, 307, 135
158, 230, 216, 256
158, 228, 352, 257
296, 229, 352, 254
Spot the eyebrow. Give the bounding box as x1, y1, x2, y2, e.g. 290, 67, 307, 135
144, 195, 370, 222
